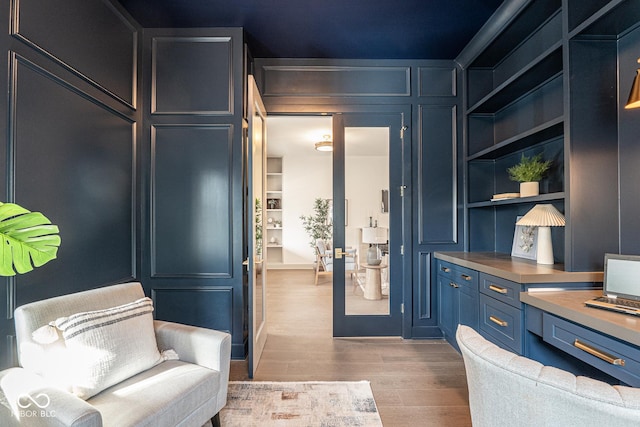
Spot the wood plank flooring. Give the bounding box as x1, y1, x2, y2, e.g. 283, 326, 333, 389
229, 269, 472, 426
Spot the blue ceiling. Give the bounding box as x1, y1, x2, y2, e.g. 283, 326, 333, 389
117, 0, 504, 59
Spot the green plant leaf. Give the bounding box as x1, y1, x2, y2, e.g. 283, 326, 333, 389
0, 202, 61, 276
507, 154, 552, 182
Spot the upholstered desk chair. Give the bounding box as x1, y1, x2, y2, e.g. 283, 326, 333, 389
456, 325, 640, 427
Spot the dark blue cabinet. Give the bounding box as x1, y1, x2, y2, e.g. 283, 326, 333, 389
437, 260, 479, 350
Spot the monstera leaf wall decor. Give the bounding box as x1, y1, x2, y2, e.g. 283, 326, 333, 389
0, 202, 61, 276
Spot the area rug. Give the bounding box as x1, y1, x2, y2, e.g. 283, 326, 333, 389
220, 381, 383, 426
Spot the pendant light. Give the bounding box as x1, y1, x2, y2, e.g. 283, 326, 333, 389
625, 59, 640, 109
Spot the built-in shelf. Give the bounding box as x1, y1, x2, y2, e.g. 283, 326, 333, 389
468, 117, 564, 161
266, 157, 284, 265
467, 192, 565, 209
569, 0, 640, 38
468, 45, 563, 114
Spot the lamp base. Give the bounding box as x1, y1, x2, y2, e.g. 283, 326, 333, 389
536, 226, 554, 264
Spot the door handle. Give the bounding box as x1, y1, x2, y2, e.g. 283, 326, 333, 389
334, 248, 349, 259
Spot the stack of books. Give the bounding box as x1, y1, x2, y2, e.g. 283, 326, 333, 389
490, 192, 520, 201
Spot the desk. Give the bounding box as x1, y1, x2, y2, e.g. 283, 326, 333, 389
361, 263, 387, 300
522, 289, 640, 386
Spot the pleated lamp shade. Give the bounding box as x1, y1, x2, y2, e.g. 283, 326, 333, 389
516, 205, 565, 265
516, 204, 565, 227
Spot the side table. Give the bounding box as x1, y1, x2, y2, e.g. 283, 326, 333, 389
362, 263, 387, 300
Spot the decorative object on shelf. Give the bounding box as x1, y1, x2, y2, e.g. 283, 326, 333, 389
269, 236, 278, 245
267, 198, 280, 209
507, 154, 552, 198
491, 192, 520, 202
625, 58, 640, 109
274, 221, 281, 228
362, 227, 387, 265
300, 198, 332, 253
511, 215, 537, 261
314, 134, 332, 152
516, 204, 566, 265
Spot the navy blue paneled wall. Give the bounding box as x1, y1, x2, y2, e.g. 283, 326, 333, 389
0, 0, 140, 369
140, 29, 246, 358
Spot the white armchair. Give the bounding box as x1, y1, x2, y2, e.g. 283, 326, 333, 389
456, 325, 640, 427
0, 282, 231, 427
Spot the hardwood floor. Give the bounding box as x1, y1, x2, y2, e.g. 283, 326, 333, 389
229, 269, 472, 426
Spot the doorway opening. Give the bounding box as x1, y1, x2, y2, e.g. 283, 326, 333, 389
265, 115, 392, 320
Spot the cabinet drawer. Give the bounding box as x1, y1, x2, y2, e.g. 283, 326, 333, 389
437, 260, 479, 287
479, 294, 522, 354
543, 313, 640, 387
480, 273, 521, 308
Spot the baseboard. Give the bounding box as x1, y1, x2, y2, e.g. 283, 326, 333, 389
267, 263, 314, 270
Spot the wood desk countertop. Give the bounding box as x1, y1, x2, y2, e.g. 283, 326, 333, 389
434, 252, 603, 284
521, 289, 640, 348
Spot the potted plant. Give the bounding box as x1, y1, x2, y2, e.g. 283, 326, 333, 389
507, 153, 551, 197
0, 201, 60, 276
300, 198, 332, 253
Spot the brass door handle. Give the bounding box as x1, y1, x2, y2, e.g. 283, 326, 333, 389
334, 248, 348, 259
460, 274, 472, 281
449, 282, 459, 288
440, 266, 451, 273
574, 339, 625, 366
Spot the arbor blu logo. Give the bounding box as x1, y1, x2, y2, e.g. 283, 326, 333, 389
17, 393, 54, 418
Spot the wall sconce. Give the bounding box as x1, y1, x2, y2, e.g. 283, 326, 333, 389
516, 204, 565, 265
314, 134, 332, 152
625, 59, 640, 109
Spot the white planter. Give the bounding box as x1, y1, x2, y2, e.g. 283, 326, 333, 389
520, 181, 539, 198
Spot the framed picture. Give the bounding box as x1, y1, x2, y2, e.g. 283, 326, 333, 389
511, 216, 538, 260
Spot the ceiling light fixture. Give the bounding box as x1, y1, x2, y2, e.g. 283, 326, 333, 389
625, 58, 640, 109
314, 134, 333, 152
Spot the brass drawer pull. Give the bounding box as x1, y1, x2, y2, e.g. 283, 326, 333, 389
440, 266, 451, 273
449, 282, 459, 288
460, 274, 472, 281
574, 339, 625, 366
489, 284, 508, 294
489, 315, 508, 327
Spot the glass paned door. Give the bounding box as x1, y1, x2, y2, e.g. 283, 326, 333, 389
332, 111, 407, 337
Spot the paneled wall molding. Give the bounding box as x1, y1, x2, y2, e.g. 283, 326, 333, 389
151, 286, 234, 334
151, 36, 234, 115
417, 104, 458, 245
260, 65, 411, 97
9, 53, 136, 124
8, 52, 137, 291
416, 251, 432, 320
150, 124, 235, 278
418, 66, 457, 97
10, 0, 138, 109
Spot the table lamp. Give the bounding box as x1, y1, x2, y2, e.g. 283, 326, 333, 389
516, 204, 565, 265
362, 227, 387, 265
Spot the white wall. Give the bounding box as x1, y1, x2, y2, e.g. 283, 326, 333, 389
282, 152, 332, 266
